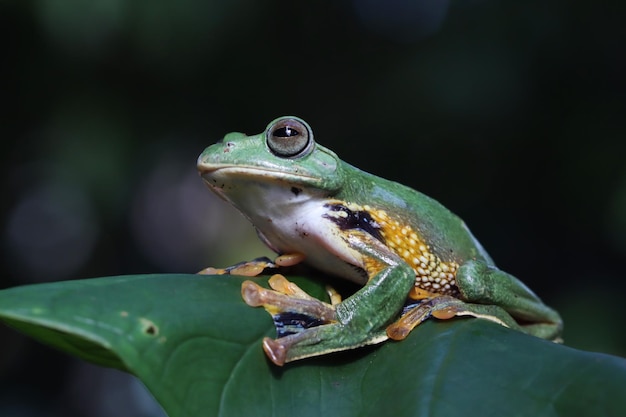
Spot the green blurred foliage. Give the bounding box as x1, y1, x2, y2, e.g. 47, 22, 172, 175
1, 0, 625, 415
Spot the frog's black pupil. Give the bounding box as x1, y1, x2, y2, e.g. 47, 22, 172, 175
275, 126, 299, 138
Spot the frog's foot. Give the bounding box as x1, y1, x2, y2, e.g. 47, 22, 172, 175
261, 329, 323, 366
386, 295, 520, 340
242, 274, 337, 326
242, 275, 339, 355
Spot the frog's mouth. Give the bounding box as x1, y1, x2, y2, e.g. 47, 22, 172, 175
198, 165, 326, 211
198, 165, 320, 188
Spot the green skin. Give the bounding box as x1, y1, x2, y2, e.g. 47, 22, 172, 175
197, 116, 563, 366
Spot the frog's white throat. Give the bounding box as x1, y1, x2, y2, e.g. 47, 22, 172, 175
215, 179, 322, 228
209, 178, 365, 283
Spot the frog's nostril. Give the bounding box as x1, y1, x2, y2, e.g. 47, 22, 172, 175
223, 142, 235, 153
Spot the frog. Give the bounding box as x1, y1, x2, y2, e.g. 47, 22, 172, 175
197, 116, 563, 366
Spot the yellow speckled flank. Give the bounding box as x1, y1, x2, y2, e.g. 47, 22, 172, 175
362, 205, 460, 297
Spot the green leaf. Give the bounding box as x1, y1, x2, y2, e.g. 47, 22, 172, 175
0, 274, 625, 417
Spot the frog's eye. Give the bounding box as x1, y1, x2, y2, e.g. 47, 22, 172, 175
266, 118, 314, 158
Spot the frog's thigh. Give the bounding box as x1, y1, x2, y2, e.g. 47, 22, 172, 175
386, 295, 522, 340
455, 260, 562, 340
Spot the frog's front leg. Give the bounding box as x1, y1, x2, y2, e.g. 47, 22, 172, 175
198, 253, 306, 277
245, 237, 416, 366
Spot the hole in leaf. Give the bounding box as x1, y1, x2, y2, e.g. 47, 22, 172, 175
139, 318, 159, 337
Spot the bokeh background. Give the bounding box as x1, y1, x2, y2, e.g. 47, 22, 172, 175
1, 0, 625, 415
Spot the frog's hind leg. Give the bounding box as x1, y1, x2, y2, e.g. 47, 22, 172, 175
455, 260, 563, 342
386, 296, 523, 341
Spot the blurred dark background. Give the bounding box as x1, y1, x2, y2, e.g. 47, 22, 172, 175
1, 0, 625, 415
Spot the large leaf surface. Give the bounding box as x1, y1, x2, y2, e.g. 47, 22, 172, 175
0, 274, 625, 417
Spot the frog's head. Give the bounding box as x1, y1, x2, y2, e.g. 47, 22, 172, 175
197, 117, 344, 206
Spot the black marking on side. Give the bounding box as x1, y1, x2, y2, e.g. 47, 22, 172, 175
351, 264, 369, 281
273, 312, 327, 338
323, 203, 385, 243
291, 186, 302, 196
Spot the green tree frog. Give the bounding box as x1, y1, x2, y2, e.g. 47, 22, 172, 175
197, 116, 563, 366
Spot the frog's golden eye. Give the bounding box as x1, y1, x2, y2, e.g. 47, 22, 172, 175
266, 117, 314, 158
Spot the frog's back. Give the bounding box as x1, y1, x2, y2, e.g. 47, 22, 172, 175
336, 163, 494, 268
